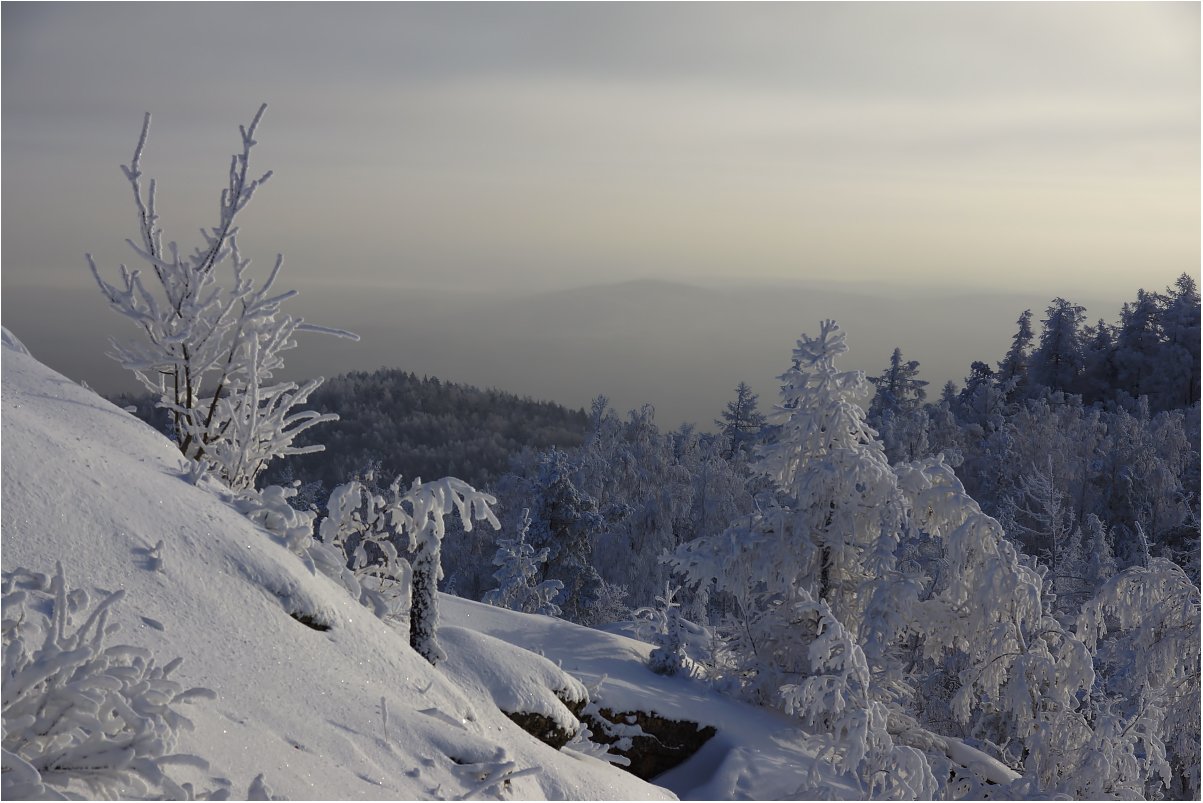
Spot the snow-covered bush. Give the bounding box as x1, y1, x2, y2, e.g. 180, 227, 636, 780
2, 564, 214, 799
631, 584, 696, 678
317, 480, 416, 623
483, 509, 564, 617
90, 104, 356, 491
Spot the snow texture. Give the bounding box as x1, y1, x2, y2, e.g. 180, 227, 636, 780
0, 337, 671, 800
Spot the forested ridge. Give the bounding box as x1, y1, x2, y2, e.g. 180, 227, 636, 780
114, 367, 591, 498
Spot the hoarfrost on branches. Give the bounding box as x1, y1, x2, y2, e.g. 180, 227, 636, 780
483, 509, 564, 617
317, 475, 500, 664
89, 104, 357, 491
1077, 558, 1201, 799
1, 564, 215, 800
782, 592, 936, 800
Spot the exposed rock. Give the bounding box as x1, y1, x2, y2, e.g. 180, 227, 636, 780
502, 687, 588, 751
583, 708, 717, 781
503, 710, 576, 750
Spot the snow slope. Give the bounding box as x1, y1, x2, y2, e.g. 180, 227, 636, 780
440, 596, 861, 800
0, 332, 672, 800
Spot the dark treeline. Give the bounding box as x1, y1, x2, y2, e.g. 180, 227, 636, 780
262, 368, 591, 496
112, 367, 591, 502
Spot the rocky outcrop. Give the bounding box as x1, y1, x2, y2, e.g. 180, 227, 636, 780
583, 708, 716, 781
492, 675, 715, 780
502, 688, 588, 751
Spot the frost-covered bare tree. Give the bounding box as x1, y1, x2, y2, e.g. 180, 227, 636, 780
89, 104, 357, 490
319, 475, 500, 664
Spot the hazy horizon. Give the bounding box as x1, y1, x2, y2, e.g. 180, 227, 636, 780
0, 272, 1158, 429
3, 3, 1198, 427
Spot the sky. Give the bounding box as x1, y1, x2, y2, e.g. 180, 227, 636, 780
2, 3, 1199, 426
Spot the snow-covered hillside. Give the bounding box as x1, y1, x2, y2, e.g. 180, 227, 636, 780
0, 332, 674, 800
440, 596, 864, 800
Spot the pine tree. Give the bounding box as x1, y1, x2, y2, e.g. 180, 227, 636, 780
522, 448, 603, 622
715, 381, 766, 459
1078, 318, 1117, 406
672, 321, 906, 703
483, 509, 564, 616
868, 347, 928, 417
867, 347, 929, 464
1155, 273, 1201, 409
1029, 298, 1087, 396
996, 309, 1034, 400
1113, 289, 1163, 404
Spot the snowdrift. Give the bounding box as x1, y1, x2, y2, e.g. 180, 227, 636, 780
0, 332, 672, 800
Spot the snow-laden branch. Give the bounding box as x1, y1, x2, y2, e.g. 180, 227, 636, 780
90, 105, 358, 491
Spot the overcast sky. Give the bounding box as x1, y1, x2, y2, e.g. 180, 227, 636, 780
2, 3, 1199, 423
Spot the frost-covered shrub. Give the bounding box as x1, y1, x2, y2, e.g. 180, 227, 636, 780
584, 578, 632, 628
317, 480, 416, 622
631, 584, 697, 678
483, 509, 564, 617
1, 564, 214, 800
90, 104, 356, 491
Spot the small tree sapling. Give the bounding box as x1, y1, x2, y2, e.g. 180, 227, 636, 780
90, 104, 357, 491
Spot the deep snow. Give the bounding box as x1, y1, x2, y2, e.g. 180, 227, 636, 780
440, 595, 861, 800
0, 332, 672, 800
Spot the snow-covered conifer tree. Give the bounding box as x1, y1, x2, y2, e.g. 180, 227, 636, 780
867, 347, 931, 465
518, 448, 603, 623
89, 105, 357, 491
1077, 318, 1118, 405
715, 381, 767, 459
672, 321, 906, 703
994, 308, 1034, 400
633, 584, 696, 678
483, 509, 564, 617
868, 347, 928, 418
997, 457, 1085, 613
1029, 297, 1087, 396
756, 320, 904, 634
1153, 273, 1201, 409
